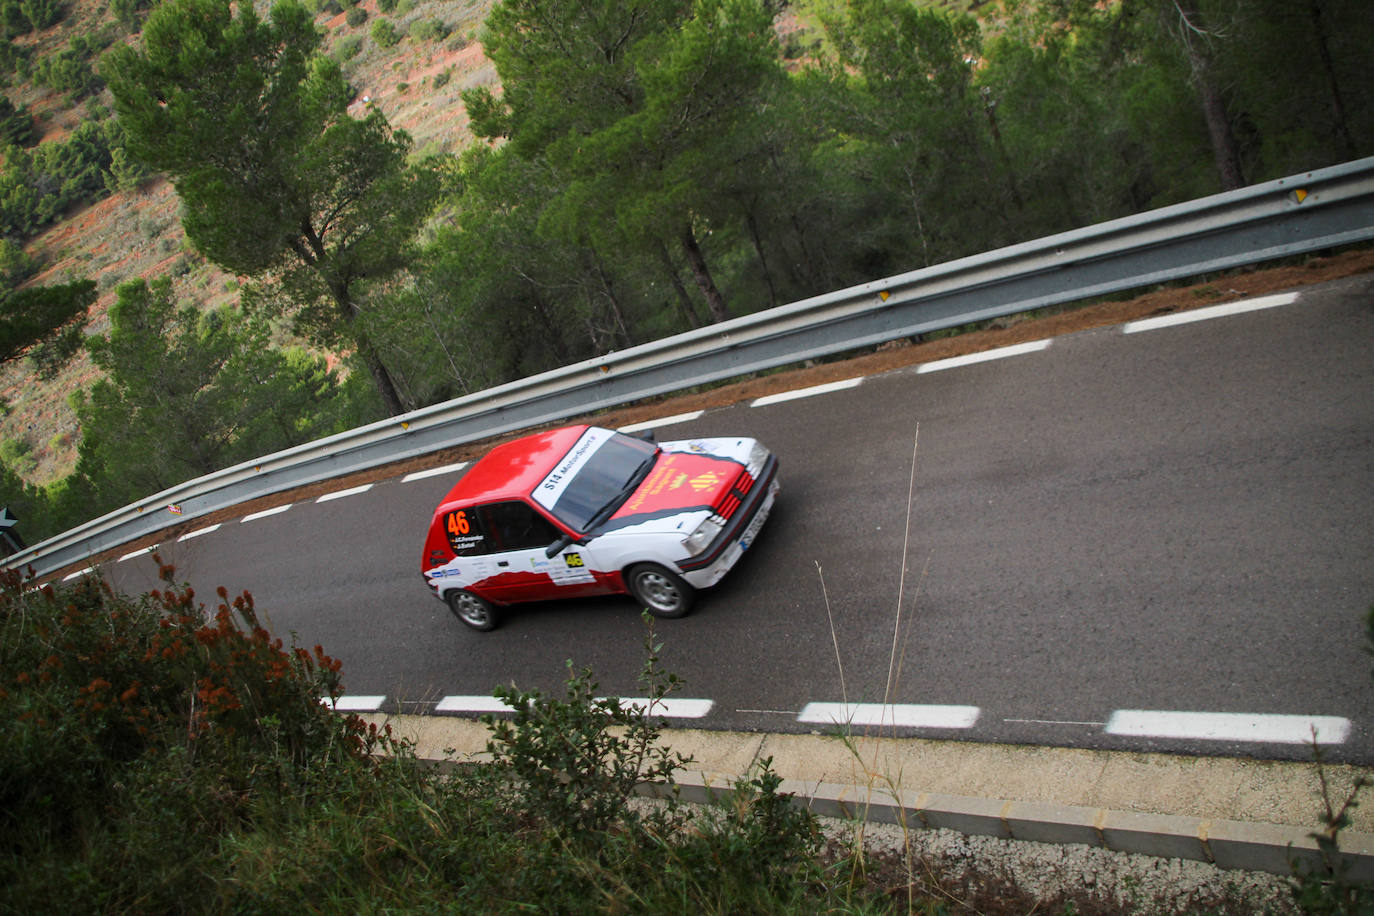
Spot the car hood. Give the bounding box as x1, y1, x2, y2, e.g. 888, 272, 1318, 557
606, 437, 757, 528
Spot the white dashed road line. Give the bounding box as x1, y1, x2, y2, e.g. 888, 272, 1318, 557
316, 484, 373, 503
619, 412, 705, 433
325, 696, 387, 712
608, 698, 714, 719
797, 702, 981, 729
1104, 710, 1350, 745
750, 378, 864, 408
177, 523, 221, 542
435, 696, 515, 714
1121, 292, 1300, 333
916, 339, 1052, 374
242, 504, 292, 523
348, 698, 1355, 750
403, 462, 469, 483
118, 546, 157, 563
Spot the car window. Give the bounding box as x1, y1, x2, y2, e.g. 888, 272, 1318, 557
444, 508, 488, 556
536, 432, 657, 531
479, 501, 560, 552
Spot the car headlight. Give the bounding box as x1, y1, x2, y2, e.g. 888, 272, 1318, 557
747, 442, 769, 477
682, 516, 724, 556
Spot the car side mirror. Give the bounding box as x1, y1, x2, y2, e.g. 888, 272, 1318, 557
545, 534, 575, 558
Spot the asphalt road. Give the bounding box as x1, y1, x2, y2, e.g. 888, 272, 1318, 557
103, 274, 1374, 764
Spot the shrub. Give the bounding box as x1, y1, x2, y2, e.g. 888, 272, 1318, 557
0, 119, 114, 239
409, 17, 447, 41
0, 580, 851, 912
331, 33, 362, 62
370, 18, 399, 48
0, 95, 35, 147
18, 0, 64, 31
344, 5, 365, 27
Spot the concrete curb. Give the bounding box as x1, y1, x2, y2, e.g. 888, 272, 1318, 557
643, 773, 1374, 880
362, 713, 1374, 881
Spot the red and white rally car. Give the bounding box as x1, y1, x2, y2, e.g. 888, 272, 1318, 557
421, 424, 779, 630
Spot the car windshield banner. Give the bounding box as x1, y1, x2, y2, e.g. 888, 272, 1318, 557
531, 426, 616, 513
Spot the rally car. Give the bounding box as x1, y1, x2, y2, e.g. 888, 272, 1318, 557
421, 425, 779, 630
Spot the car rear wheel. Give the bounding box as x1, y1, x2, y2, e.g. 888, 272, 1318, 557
446, 589, 497, 631
626, 564, 695, 618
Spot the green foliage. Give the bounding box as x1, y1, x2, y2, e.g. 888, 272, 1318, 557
330, 32, 362, 62
17, 0, 63, 30
0, 565, 394, 912
0, 278, 94, 364
71, 276, 358, 510
344, 4, 365, 27
0, 119, 115, 239
102, 0, 442, 416
0, 0, 63, 35
32, 38, 105, 102
0, 94, 35, 147
110, 0, 154, 31
409, 17, 447, 41
0, 577, 869, 912
1285, 604, 1374, 913
370, 17, 399, 47
483, 627, 690, 841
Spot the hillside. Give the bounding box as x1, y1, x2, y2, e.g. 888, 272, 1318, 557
1, 0, 499, 485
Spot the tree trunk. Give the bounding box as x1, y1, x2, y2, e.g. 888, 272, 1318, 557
679, 224, 728, 323
657, 242, 703, 329
1172, 0, 1245, 190
355, 329, 408, 416
1307, 0, 1357, 160
743, 205, 779, 310
329, 280, 408, 416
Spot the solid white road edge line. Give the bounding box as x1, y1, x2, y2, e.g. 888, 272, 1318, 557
1105, 710, 1350, 744
751, 377, 863, 408
798, 702, 981, 729
316, 484, 374, 502
177, 524, 221, 542
403, 462, 469, 482
242, 504, 292, 523
619, 411, 705, 433
1121, 291, 1300, 333
916, 339, 1052, 374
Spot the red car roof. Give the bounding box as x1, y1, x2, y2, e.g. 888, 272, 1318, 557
439, 425, 592, 507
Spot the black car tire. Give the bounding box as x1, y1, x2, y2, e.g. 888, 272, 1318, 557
625, 563, 695, 618
446, 589, 498, 631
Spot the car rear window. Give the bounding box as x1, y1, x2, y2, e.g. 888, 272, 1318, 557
533, 430, 657, 531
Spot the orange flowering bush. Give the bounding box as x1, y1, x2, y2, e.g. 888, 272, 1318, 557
0, 557, 395, 895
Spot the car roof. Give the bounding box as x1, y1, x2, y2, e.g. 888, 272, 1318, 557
438, 425, 593, 507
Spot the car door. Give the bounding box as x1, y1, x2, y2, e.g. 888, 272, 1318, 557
476, 500, 608, 603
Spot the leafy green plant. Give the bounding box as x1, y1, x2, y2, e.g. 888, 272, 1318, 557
481, 622, 690, 842
370, 17, 399, 48
409, 17, 447, 41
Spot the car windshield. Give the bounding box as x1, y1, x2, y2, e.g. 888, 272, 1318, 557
538, 432, 657, 531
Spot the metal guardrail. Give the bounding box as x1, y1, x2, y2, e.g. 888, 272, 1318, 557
11, 157, 1374, 578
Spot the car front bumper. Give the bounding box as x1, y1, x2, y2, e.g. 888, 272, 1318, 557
678, 455, 779, 589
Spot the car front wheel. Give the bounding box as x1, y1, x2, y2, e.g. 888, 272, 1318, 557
625, 564, 695, 619
446, 589, 497, 631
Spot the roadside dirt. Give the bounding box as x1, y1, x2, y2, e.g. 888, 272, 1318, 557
56, 245, 1374, 581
